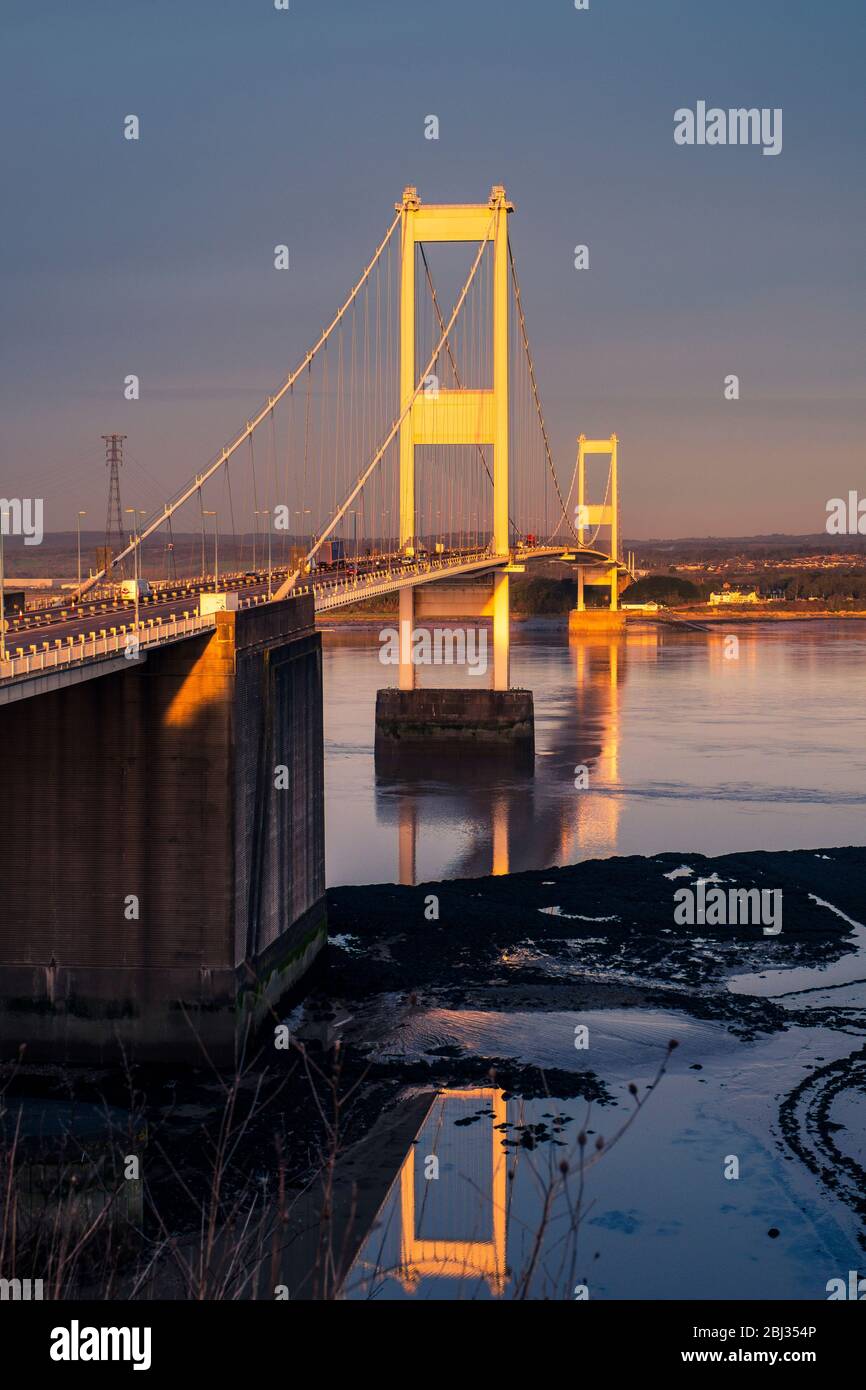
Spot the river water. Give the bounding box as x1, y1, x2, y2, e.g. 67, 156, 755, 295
323, 619, 866, 887
320, 619, 866, 1299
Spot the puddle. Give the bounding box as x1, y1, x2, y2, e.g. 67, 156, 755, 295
727, 896, 866, 1000
370, 1006, 731, 1076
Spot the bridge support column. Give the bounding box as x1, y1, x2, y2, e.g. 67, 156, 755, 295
377, 188, 532, 758
569, 563, 626, 632
569, 605, 626, 634
609, 566, 619, 613
492, 572, 510, 691
399, 585, 415, 691
375, 687, 533, 757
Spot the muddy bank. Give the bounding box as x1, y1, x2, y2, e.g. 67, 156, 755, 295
299, 844, 866, 1111
326, 844, 864, 1002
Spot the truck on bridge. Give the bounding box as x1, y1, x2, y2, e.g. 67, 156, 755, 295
120, 578, 152, 600
311, 539, 347, 570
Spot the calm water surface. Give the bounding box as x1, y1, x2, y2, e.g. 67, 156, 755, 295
344, 1025, 861, 1301
323, 620, 866, 887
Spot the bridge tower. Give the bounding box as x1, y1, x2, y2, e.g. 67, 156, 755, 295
397, 185, 512, 692
570, 433, 626, 633
376, 186, 533, 759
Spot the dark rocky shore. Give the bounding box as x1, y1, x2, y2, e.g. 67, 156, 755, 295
325, 844, 865, 1029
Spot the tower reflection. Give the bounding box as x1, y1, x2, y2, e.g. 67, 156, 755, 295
377, 630, 628, 883
563, 631, 624, 859
345, 1087, 509, 1298
396, 1088, 508, 1296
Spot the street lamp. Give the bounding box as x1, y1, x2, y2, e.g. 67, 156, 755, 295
77, 511, 87, 590
255, 509, 273, 599
203, 511, 218, 590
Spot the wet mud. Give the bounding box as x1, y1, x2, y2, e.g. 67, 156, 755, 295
321, 844, 866, 1238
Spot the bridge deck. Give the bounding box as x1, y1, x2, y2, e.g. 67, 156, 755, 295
0, 546, 631, 690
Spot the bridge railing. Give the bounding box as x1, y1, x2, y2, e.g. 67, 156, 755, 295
311, 550, 501, 611
0, 613, 217, 684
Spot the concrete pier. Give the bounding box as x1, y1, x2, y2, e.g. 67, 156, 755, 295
0, 596, 326, 1065
375, 688, 534, 750
568, 608, 627, 634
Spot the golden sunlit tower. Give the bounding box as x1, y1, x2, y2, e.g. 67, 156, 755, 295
397, 186, 513, 692
570, 433, 625, 633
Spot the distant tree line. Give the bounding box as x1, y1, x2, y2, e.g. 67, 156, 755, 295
773, 570, 866, 601
624, 575, 705, 606
511, 577, 576, 614
626, 569, 866, 607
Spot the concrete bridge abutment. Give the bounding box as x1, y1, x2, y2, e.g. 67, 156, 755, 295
0, 597, 326, 1066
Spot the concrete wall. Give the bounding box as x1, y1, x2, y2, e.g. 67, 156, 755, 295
232, 606, 326, 1036
0, 597, 325, 1064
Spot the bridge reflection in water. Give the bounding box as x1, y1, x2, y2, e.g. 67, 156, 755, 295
347, 1088, 509, 1299
375, 627, 645, 884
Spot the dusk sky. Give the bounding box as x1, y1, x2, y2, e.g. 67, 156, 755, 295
2, 0, 864, 538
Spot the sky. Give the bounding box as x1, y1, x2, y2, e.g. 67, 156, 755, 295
1, 0, 864, 539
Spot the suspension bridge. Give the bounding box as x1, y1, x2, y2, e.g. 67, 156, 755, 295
0, 185, 630, 694
0, 186, 632, 1065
